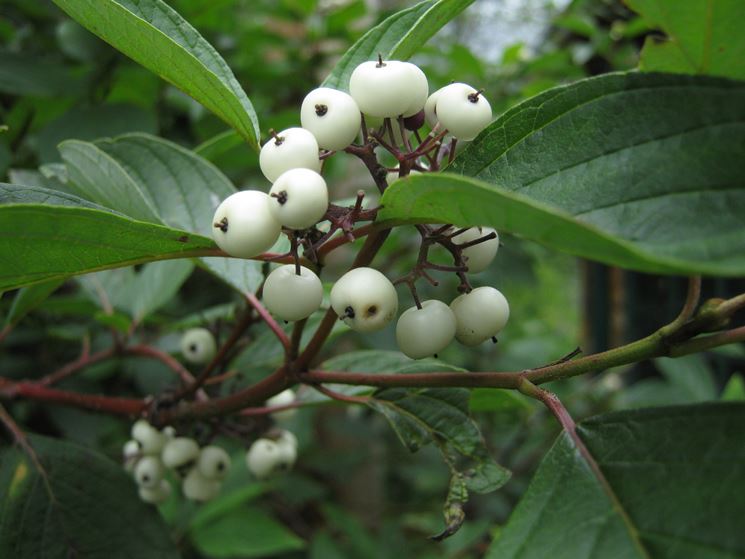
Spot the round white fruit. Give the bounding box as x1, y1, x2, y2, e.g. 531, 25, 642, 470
246, 439, 294, 479
131, 420, 166, 455
452, 227, 499, 274
139, 479, 171, 505
196, 446, 231, 481
300, 88, 361, 151
424, 86, 445, 129
134, 456, 164, 489
402, 62, 429, 117
450, 286, 510, 346
161, 437, 200, 469
395, 300, 457, 359
212, 190, 282, 258
182, 468, 221, 502
266, 388, 297, 421
330, 267, 398, 332
435, 83, 492, 140
180, 327, 217, 365
268, 168, 328, 230
263, 265, 323, 322
259, 127, 321, 182
123, 439, 140, 472
349, 59, 414, 118
276, 429, 298, 451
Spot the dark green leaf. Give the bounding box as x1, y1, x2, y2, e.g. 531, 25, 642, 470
721, 374, 745, 401
0, 185, 214, 291
0, 51, 84, 97
129, 260, 194, 321
0, 435, 179, 558
654, 354, 718, 402
488, 403, 745, 558
322, 0, 474, 91
4, 279, 65, 330
383, 73, 745, 276
52, 0, 260, 148
37, 104, 157, 164
627, 0, 745, 80
190, 506, 305, 558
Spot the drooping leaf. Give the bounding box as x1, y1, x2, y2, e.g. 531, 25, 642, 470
51, 0, 260, 148
60, 133, 262, 293
0, 184, 214, 291
381, 73, 745, 276
487, 403, 745, 558
322, 0, 474, 91
627, 0, 745, 80
3, 279, 65, 330
0, 435, 179, 558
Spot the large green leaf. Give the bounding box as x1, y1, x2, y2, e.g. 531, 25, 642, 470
322, 0, 474, 91
51, 0, 260, 148
0, 184, 214, 291
190, 506, 305, 558
60, 133, 262, 293
0, 435, 179, 558
381, 73, 745, 276
627, 0, 745, 80
487, 403, 745, 558
3, 279, 65, 330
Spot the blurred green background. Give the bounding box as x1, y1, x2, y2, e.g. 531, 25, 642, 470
2, 0, 744, 557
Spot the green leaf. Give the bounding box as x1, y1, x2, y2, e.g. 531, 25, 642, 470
487, 403, 745, 558
627, 0, 745, 80
190, 506, 305, 558
0, 51, 84, 97
4, 279, 65, 330
60, 133, 262, 292
129, 260, 194, 321
350, 353, 510, 538
0, 184, 214, 291
469, 388, 532, 413
383, 73, 745, 276
52, 0, 260, 148
654, 354, 717, 402
0, 435, 178, 558
721, 374, 745, 401
322, 0, 474, 91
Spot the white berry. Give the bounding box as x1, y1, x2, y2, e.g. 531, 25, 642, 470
180, 327, 217, 364
349, 59, 414, 118
196, 446, 231, 481
301, 88, 361, 151
276, 429, 298, 451
435, 83, 492, 140
452, 227, 499, 274
266, 388, 297, 421
396, 300, 457, 359
330, 267, 398, 332
139, 479, 171, 505
134, 455, 164, 489
123, 439, 140, 472
182, 468, 221, 502
246, 438, 294, 479
161, 437, 200, 469
268, 168, 328, 230
263, 265, 323, 322
402, 62, 429, 117
259, 127, 321, 182
212, 190, 282, 258
131, 420, 166, 455
450, 287, 510, 346
424, 87, 445, 129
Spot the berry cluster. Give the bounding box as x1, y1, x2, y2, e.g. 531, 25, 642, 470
124, 420, 231, 504
210, 56, 508, 360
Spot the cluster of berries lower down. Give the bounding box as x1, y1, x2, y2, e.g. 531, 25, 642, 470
211, 56, 509, 360
123, 414, 299, 504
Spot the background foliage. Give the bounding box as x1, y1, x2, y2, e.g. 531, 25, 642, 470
1, 0, 744, 557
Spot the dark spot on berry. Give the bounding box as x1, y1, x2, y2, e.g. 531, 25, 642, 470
142, 475, 150, 482
365, 305, 378, 317
270, 190, 288, 205
315, 103, 328, 117
214, 216, 228, 233
468, 89, 485, 103
433, 354, 438, 359
344, 306, 355, 319
491, 336, 498, 344
217, 462, 225, 471
189, 343, 198, 353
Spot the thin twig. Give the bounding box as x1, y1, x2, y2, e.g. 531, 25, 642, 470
245, 292, 291, 354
